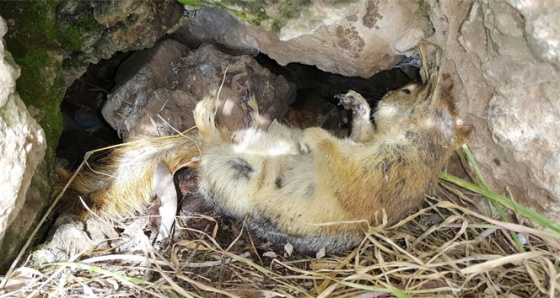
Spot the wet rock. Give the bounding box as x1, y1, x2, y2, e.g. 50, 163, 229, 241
103, 41, 296, 139
428, 0, 560, 221
0, 16, 46, 243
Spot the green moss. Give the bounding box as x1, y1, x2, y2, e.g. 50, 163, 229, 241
177, 0, 202, 5
176, 0, 301, 30
58, 4, 99, 53
0, 223, 28, 272
11, 49, 64, 154
60, 26, 82, 52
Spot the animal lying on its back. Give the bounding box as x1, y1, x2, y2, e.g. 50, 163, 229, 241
193, 74, 471, 253
62, 55, 471, 254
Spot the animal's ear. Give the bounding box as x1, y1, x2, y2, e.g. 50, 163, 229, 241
456, 123, 474, 145
421, 73, 438, 104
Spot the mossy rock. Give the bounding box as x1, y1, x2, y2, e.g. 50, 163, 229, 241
2, 0, 65, 153
0, 0, 64, 272
177, 0, 313, 32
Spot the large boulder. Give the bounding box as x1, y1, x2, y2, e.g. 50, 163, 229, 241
179, 1, 429, 77
427, 0, 560, 221
0, 16, 46, 266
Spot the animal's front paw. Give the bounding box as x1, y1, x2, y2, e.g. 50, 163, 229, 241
194, 96, 217, 123
336, 90, 369, 118
239, 89, 259, 129
194, 96, 219, 141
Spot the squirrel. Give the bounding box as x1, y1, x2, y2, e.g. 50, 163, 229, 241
61, 43, 472, 254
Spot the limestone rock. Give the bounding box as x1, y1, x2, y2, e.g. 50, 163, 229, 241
252, 0, 429, 77
102, 41, 296, 139
0, 17, 46, 240
102, 39, 190, 138
178, 1, 429, 77
506, 0, 560, 65
428, 0, 560, 221
32, 215, 119, 264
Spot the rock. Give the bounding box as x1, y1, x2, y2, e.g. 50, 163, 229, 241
506, 0, 560, 65
0, 3, 68, 271
253, 0, 429, 77
173, 8, 259, 56
102, 39, 190, 138
178, 0, 429, 77
32, 215, 119, 264
102, 41, 296, 139
0, 16, 46, 245
57, 0, 185, 86
428, 0, 560, 221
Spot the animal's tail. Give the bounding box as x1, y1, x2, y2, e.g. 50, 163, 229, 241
59, 132, 201, 221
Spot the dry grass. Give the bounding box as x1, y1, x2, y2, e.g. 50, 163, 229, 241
1, 142, 559, 297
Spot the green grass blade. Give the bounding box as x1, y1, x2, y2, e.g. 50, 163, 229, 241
462, 144, 489, 190
440, 172, 560, 235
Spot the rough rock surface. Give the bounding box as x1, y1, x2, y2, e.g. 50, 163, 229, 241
507, 0, 560, 65
0, 17, 46, 240
32, 215, 119, 264
252, 0, 429, 77
179, 1, 429, 78
173, 8, 259, 56
427, 0, 560, 221
57, 0, 185, 86
103, 40, 296, 139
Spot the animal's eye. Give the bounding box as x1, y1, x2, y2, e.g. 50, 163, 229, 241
402, 88, 411, 95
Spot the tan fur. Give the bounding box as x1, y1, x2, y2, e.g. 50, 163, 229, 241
63, 135, 200, 220
64, 44, 471, 253
194, 74, 471, 253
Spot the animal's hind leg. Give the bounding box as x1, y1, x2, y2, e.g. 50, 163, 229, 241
336, 90, 375, 143
194, 96, 221, 143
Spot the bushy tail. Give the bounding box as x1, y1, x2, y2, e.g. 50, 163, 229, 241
59, 132, 201, 221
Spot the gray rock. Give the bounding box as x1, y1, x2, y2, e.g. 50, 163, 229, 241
0, 16, 46, 240
32, 214, 119, 264
58, 0, 185, 87
174, 8, 259, 55
251, 0, 429, 77
507, 0, 560, 65
178, 0, 429, 78
103, 41, 296, 139
428, 0, 560, 221
102, 39, 190, 138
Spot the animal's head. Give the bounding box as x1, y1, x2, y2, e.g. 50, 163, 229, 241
373, 72, 472, 152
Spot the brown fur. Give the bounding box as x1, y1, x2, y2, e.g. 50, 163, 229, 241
61, 135, 200, 221
193, 73, 471, 253
62, 46, 471, 253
